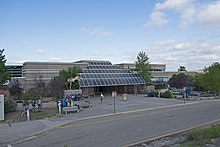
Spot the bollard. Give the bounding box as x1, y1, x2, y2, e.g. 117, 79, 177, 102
27, 109, 30, 121
58, 101, 61, 114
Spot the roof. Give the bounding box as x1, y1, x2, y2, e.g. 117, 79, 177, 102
79, 62, 146, 87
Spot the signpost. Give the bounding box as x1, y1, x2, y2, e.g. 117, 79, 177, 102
0, 94, 4, 120
184, 88, 192, 104
112, 91, 117, 114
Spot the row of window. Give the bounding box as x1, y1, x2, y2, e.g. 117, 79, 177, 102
87, 61, 111, 66
88, 65, 122, 70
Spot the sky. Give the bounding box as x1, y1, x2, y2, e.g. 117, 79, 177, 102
1, 0, 220, 71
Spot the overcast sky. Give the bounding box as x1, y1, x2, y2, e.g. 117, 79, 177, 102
1, 0, 220, 71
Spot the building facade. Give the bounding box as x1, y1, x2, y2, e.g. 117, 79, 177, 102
7, 61, 199, 96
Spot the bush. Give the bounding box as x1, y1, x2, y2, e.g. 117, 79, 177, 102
4, 100, 17, 114
151, 91, 158, 97
187, 125, 220, 145
161, 91, 173, 98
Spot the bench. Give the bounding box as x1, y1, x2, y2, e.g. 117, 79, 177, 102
63, 106, 79, 114
80, 100, 91, 109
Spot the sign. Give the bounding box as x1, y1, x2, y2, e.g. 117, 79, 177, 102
185, 88, 192, 94
112, 91, 117, 97
0, 95, 4, 120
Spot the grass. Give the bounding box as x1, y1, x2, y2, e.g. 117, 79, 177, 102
181, 124, 220, 146
30, 107, 59, 120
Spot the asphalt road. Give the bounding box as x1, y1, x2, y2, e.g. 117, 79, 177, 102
14, 100, 220, 147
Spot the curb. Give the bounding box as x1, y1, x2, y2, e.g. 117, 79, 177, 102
126, 118, 220, 147
3, 101, 200, 146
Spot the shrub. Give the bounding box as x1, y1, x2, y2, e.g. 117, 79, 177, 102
187, 125, 220, 145
161, 91, 173, 98
4, 100, 17, 114
151, 91, 158, 97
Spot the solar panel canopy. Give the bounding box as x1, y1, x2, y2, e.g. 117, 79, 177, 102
78, 60, 146, 87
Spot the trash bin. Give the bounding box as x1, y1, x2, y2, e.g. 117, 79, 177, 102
123, 94, 127, 101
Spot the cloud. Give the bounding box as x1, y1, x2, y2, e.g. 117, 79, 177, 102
81, 27, 113, 37
146, 0, 220, 27
36, 49, 46, 55
197, 1, 220, 25
145, 11, 169, 27
148, 39, 220, 70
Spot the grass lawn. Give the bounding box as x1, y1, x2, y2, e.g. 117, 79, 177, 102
180, 124, 220, 146
30, 107, 59, 120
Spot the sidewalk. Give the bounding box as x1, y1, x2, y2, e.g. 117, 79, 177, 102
0, 95, 199, 146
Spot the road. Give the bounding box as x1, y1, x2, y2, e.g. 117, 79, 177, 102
13, 100, 220, 147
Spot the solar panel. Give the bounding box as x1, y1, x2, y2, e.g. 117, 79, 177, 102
79, 62, 146, 87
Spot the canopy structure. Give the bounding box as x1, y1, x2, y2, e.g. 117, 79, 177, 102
78, 60, 146, 88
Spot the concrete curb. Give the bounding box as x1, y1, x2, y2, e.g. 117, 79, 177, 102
126, 118, 220, 147
3, 101, 201, 146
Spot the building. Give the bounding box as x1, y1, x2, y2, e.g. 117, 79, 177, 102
21, 61, 88, 91
75, 60, 146, 95
7, 61, 199, 96
117, 63, 198, 83
5, 65, 23, 77
116, 63, 166, 71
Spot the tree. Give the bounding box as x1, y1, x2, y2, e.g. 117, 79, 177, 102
59, 66, 80, 89
49, 76, 63, 99
178, 66, 187, 71
9, 79, 23, 100
135, 51, 151, 84
168, 73, 193, 89
0, 49, 10, 88
34, 75, 47, 97
196, 62, 220, 96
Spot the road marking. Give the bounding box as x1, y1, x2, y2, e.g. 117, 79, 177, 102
12, 135, 37, 145
125, 118, 220, 147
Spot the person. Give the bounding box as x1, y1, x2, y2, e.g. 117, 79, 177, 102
20, 101, 26, 117
61, 97, 66, 107
37, 99, 42, 109
69, 97, 72, 106
21, 100, 29, 117
100, 93, 104, 103
65, 96, 69, 107
31, 99, 36, 110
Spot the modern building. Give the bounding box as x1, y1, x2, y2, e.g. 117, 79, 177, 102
5, 65, 23, 77
116, 63, 166, 71
21, 61, 88, 91
117, 63, 198, 83
7, 60, 199, 96
75, 60, 146, 96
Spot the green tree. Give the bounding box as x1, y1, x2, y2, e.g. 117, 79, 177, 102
196, 62, 220, 96
0, 49, 10, 88
178, 66, 187, 71
135, 51, 151, 84
59, 66, 80, 89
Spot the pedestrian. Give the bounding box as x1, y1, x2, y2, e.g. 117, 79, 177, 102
21, 100, 29, 117
65, 96, 69, 107
37, 99, 42, 109
61, 97, 66, 107
20, 101, 26, 117
100, 93, 104, 103
31, 99, 36, 110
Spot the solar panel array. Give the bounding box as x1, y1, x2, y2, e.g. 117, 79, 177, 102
79, 61, 146, 87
